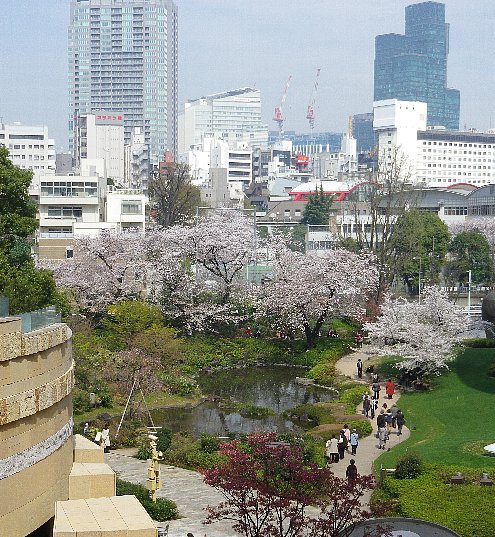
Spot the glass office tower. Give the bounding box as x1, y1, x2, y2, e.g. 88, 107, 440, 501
374, 1, 459, 130
69, 0, 178, 164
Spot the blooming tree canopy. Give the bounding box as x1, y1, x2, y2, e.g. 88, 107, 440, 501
46, 231, 147, 314
364, 286, 467, 375
163, 210, 256, 302
256, 247, 378, 348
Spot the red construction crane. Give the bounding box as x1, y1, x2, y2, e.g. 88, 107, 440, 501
273, 75, 292, 136
306, 68, 321, 132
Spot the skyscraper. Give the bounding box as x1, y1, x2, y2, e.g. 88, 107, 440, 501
374, 1, 459, 130
68, 0, 178, 165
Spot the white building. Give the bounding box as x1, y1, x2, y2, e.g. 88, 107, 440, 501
373, 99, 427, 182
179, 88, 268, 157
77, 113, 125, 183
374, 100, 495, 187
33, 173, 146, 259
124, 127, 150, 190
106, 187, 146, 232
0, 122, 55, 174
415, 130, 495, 187
187, 136, 253, 202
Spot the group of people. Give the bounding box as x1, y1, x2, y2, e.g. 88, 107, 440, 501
358, 362, 406, 450
325, 424, 360, 464
325, 426, 360, 486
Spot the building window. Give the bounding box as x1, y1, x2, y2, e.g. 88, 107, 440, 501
121, 200, 142, 214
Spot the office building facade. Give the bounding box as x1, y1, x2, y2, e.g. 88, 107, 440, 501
0, 122, 56, 174
68, 0, 178, 164
179, 88, 268, 156
374, 1, 460, 130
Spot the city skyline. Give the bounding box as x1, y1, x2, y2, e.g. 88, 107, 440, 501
0, 0, 494, 150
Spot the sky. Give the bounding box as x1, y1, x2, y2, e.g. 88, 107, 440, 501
0, 0, 494, 151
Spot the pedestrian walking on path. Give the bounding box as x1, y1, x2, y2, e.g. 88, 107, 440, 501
372, 380, 381, 399
329, 436, 339, 463
396, 410, 406, 436
378, 427, 388, 450
356, 358, 363, 378
350, 429, 359, 455
337, 431, 347, 461
346, 459, 358, 487
385, 379, 395, 400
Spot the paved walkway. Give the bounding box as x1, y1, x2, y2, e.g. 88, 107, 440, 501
106, 451, 241, 537
330, 349, 410, 504
105, 347, 409, 536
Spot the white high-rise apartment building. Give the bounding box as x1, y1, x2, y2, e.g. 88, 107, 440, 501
178, 88, 268, 157
68, 0, 178, 164
78, 113, 125, 182
0, 123, 55, 174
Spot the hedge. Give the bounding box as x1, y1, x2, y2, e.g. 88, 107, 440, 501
116, 479, 178, 521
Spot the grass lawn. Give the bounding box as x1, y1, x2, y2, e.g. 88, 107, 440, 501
373, 349, 495, 537
375, 347, 495, 470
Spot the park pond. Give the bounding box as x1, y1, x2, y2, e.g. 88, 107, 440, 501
150, 366, 337, 437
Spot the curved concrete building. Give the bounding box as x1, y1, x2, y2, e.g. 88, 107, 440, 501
0, 317, 74, 536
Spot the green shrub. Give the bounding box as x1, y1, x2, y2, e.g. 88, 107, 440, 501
307, 361, 336, 386
200, 432, 220, 454
72, 387, 93, 414
116, 479, 178, 521
338, 385, 369, 413
136, 445, 151, 460
348, 419, 372, 438
463, 338, 495, 348
394, 452, 423, 479
284, 403, 335, 426
185, 446, 226, 469
159, 374, 198, 396
156, 427, 172, 453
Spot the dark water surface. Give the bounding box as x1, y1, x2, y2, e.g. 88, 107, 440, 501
150, 367, 336, 437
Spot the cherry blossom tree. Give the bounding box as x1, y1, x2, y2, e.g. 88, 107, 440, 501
364, 285, 467, 376
202, 433, 383, 537
144, 219, 252, 333
163, 210, 257, 303
44, 230, 148, 314
256, 247, 379, 349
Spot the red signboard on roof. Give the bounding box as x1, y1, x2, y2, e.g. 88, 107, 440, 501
296, 155, 309, 165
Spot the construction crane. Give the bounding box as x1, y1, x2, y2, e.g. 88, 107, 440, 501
306, 68, 321, 134
273, 75, 292, 137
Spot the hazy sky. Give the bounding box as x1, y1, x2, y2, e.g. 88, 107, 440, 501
0, 0, 494, 150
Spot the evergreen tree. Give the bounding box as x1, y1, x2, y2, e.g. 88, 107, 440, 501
447, 230, 492, 286
0, 147, 62, 313
301, 185, 333, 225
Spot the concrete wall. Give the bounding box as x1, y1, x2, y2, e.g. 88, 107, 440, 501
0, 319, 74, 537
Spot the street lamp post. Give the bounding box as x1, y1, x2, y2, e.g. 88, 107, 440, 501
468, 269, 472, 317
